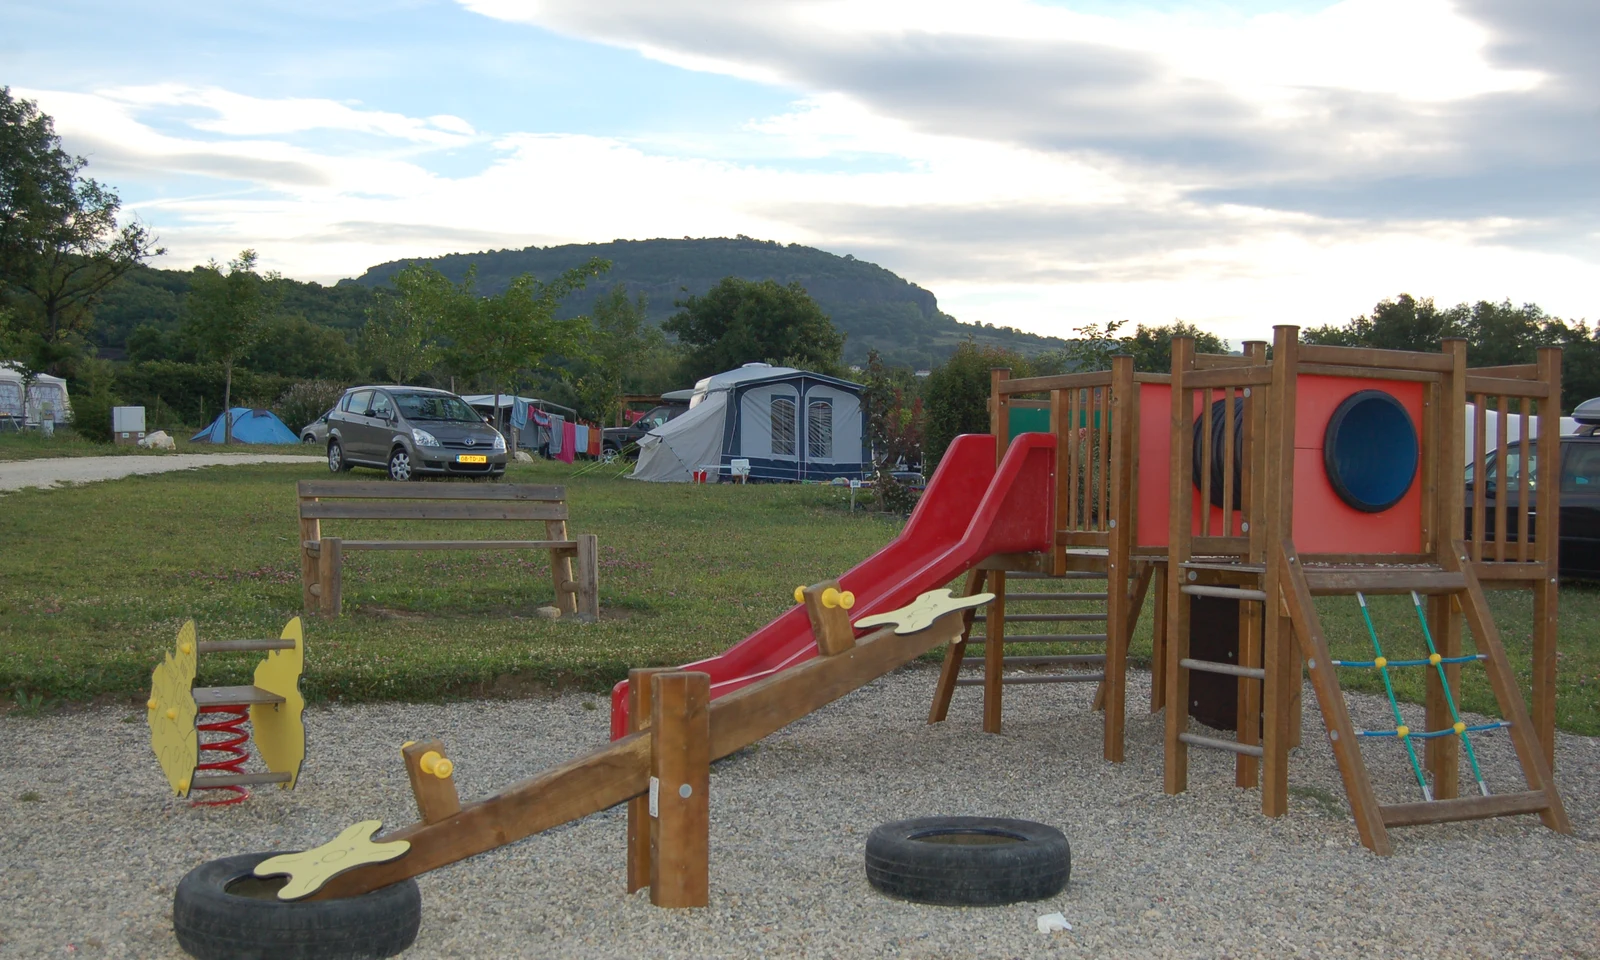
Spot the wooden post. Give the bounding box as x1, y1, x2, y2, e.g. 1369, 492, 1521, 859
626, 667, 672, 894
1149, 563, 1167, 712
1533, 346, 1562, 768
991, 368, 1010, 466
547, 519, 577, 616
929, 569, 985, 723
650, 671, 710, 908
1237, 340, 1269, 788
1427, 338, 1468, 798
1260, 326, 1299, 818
575, 533, 601, 621
318, 537, 343, 617
1103, 355, 1135, 762
1163, 336, 1196, 795
802, 580, 856, 656
299, 503, 320, 613
401, 739, 461, 823
983, 571, 1006, 734
1051, 387, 1070, 576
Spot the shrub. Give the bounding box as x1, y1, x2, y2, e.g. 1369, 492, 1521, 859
922, 341, 1032, 470
66, 360, 120, 444
276, 379, 346, 433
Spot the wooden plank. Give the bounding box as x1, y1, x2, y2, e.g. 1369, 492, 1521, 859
1056, 530, 1112, 547
403, 739, 462, 824
575, 533, 601, 621
1277, 544, 1392, 854
196, 639, 297, 653
1517, 397, 1532, 563
998, 371, 1114, 394
1191, 535, 1250, 555
1260, 327, 1299, 819
1149, 564, 1167, 713
626, 667, 671, 894
649, 672, 710, 908
976, 552, 1049, 572
984, 571, 1006, 734
1182, 366, 1274, 389
1380, 790, 1550, 828
1300, 569, 1465, 594
1534, 346, 1562, 768
1297, 343, 1454, 372
1066, 385, 1080, 530
1466, 363, 1539, 380
194, 685, 286, 707
299, 514, 320, 613
1297, 363, 1441, 384
1164, 336, 1196, 795
1428, 341, 1465, 798
991, 367, 1010, 467
1495, 394, 1509, 563
547, 519, 576, 616
1471, 392, 1487, 561
318, 537, 343, 616
337, 539, 577, 551
299, 501, 568, 521
1199, 385, 1214, 537
1194, 352, 1258, 368
297, 481, 566, 501
1100, 357, 1136, 762
1443, 544, 1571, 834
928, 569, 985, 723
1132, 372, 1174, 384
1464, 376, 1549, 399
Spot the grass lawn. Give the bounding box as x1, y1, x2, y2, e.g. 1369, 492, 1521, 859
0, 427, 312, 460
2, 456, 1597, 736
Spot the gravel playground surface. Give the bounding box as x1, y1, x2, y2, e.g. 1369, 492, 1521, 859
2, 668, 1595, 959
0, 454, 320, 492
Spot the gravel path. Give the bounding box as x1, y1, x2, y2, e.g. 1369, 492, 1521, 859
1, 668, 1594, 959
0, 454, 321, 492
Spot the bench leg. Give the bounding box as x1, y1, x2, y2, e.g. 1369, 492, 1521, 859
300, 518, 320, 613
576, 534, 600, 621
318, 537, 343, 617
547, 520, 577, 616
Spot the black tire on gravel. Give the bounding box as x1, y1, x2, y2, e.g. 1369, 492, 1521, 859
172, 852, 421, 960
864, 816, 1070, 906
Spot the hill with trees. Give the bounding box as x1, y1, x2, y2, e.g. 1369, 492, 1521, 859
347, 237, 1067, 367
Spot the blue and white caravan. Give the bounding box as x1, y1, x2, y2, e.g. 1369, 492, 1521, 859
631, 363, 869, 483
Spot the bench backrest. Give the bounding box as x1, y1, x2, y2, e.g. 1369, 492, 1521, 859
296, 481, 568, 522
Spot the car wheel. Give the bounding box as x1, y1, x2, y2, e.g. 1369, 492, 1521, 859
387, 446, 415, 481
301, 433, 316, 444
172, 851, 420, 960
864, 816, 1070, 906
327, 440, 352, 473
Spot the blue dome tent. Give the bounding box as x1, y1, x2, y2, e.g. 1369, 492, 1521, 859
190, 407, 298, 444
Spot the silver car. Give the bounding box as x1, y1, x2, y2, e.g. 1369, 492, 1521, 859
300, 407, 334, 445
326, 386, 508, 480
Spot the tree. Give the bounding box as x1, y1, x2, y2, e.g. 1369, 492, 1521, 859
1302, 294, 1464, 352
1, 87, 160, 367
441, 257, 609, 424
361, 263, 454, 383
922, 341, 1033, 470
571, 283, 675, 423
861, 349, 925, 510
183, 251, 282, 443
663, 277, 845, 381
1040, 319, 1228, 373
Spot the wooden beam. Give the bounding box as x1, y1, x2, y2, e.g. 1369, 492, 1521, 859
317, 537, 342, 617
1380, 790, 1550, 828
1296, 343, 1453, 372
983, 572, 1006, 734
297, 481, 566, 501
626, 667, 671, 894
802, 580, 856, 656
299, 501, 568, 522
928, 569, 985, 724
575, 534, 601, 621
649, 672, 710, 908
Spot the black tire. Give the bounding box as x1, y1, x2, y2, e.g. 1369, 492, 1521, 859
327, 440, 353, 473
387, 446, 416, 481
864, 816, 1070, 906
172, 851, 420, 960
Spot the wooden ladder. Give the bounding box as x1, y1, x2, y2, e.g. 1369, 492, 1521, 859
1279, 539, 1571, 854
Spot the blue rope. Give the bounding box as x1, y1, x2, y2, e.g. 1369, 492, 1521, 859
1355, 592, 1431, 801
1356, 721, 1508, 740
1410, 591, 1492, 796
1331, 655, 1482, 668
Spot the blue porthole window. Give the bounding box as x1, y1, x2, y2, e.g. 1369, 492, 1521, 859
1322, 390, 1418, 513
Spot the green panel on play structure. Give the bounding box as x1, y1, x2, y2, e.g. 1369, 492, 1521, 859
1007, 406, 1106, 442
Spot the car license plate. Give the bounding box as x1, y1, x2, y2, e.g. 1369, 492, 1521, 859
456, 454, 487, 464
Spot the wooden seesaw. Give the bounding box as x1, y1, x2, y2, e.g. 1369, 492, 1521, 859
200, 583, 988, 921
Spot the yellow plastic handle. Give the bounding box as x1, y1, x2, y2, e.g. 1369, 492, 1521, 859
794, 586, 806, 604
401, 740, 416, 756
419, 751, 454, 779
821, 588, 856, 610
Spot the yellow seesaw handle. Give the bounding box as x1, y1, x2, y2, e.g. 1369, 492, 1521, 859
822, 588, 855, 610
419, 751, 453, 779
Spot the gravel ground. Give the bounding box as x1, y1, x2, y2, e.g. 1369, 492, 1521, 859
2, 667, 1595, 959
0, 454, 321, 493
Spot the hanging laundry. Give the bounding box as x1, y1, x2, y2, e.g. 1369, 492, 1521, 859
573, 424, 589, 458
558, 420, 577, 464
587, 424, 601, 457
548, 414, 565, 455
510, 399, 529, 430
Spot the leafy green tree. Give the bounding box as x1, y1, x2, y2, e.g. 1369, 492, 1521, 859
361, 263, 454, 383
0, 87, 160, 366
441, 257, 609, 422
664, 277, 845, 381
922, 341, 1033, 470
1040, 319, 1229, 373
183, 250, 282, 443
862, 349, 925, 510
571, 283, 677, 422
246, 315, 359, 381
1302, 294, 1465, 352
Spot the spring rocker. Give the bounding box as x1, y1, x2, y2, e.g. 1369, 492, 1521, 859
148, 618, 306, 805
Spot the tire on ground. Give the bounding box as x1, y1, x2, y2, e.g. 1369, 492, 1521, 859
173, 851, 421, 960
864, 816, 1070, 906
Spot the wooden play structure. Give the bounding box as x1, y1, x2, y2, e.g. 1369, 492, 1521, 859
148, 618, 306, 805
297, 481, 600, 620
185, 330, 1575, 954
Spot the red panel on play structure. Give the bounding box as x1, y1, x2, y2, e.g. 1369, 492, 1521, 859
1292, 375, 1423, 555
1133, 376, 1424, 553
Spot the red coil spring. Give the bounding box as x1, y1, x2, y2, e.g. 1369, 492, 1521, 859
192, 706, 251, 806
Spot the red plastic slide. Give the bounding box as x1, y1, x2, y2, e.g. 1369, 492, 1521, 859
610, 432, 1057, 738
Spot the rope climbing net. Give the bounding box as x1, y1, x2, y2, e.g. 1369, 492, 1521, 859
1330, 590, 1507, 801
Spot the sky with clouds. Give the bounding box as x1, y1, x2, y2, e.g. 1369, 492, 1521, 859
3, 0, 1594, 343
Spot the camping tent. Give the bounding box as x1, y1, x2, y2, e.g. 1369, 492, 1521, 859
0, 363, 71, 427
631, 363, 869, 483
190, 408, 298, 444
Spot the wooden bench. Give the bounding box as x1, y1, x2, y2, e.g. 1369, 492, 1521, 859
297, 481, 600, 620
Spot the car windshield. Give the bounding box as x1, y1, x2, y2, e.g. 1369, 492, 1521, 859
393, 392, 479, 422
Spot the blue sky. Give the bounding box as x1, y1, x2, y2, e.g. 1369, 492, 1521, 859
3, 0, 1594, 342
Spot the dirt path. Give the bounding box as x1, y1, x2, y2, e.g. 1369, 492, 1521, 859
0, 454, 322, 493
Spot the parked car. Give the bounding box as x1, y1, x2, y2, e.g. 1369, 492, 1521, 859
326, 386, 508, 480
602, 402, 688, 457
300, 407, 334, 445
1465, 432, 1600, 579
